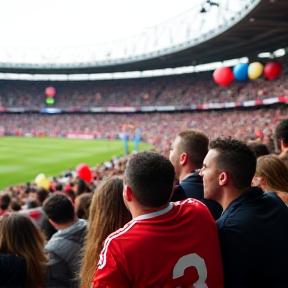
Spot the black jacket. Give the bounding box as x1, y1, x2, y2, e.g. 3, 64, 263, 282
171, 172, 223, 220
217, 187, 288, 288
0, 254, 26, 288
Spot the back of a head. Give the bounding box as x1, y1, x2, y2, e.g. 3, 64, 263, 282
248, 142, 270, 159
178, 129, 209, 167
10, 197, 21, 211
27, 200, 39, 209
43, 194, 74, 224
0, 213, 45, 254
36, 188, 48, 206
66, 189, 76, 203
0, 194, 11, 210
256, 155, 288, 192
0, 213, 46, 288
125, 151, 175, 208
77, 178, 91, 195
56, 183, 63, 191
76, 193, 93, 220
210, 138, 256, 189
275, 119, 288, 144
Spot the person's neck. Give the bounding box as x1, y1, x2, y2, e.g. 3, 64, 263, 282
220, 186, 249, 211
56, 217, 78, 230
281, 141, 288, 152
179, 166, 198, 182
131, 203, 170, 219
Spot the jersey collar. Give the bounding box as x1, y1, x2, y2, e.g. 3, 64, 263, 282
134, 202, 173, 221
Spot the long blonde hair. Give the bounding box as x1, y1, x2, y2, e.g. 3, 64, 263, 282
256, 155, 288, 193
0, 213, 46, 288
80, 177, 132, 288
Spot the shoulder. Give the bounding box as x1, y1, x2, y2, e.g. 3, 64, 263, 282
171, 184, 186, 202
174, 198, 212, 218
263, 192, 288, 211
0, 254, 25, 268
0, 255, 26, 287
180, 175, 204, 199
217, 190, 288, 229
44, 235, 61, 252
45, 231, 71, 252
175, 198, 206, 207
103, 220, 136, 245
183, 174, 203, 184
78, 218, 88, 227
97, 221, 137, 269
72, 219, 88, 236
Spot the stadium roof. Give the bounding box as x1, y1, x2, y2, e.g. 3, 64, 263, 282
0, 0, 287, 75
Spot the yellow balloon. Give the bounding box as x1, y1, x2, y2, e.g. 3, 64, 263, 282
248, 62, 263, 80
35, 173, 45, 184
37, 177, 50, 190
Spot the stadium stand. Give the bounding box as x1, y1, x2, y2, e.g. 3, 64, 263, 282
0, 65, 288, 109
1, 1, 288, 286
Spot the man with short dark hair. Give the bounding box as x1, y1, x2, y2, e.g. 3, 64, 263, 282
275, 119, 288, 168
170, 129, 222, 220
43, 194, 87, 288
94, 151, 223, 288
200, 137, 288, 288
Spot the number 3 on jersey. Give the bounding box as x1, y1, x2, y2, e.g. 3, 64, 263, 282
173, 253, 208, 288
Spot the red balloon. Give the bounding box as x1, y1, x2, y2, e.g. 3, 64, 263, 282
264, 62, 282, 80
255, 130, 263, 138
76, 163, 92, 182
45, 86, 56, 97
213, 67, 234, 86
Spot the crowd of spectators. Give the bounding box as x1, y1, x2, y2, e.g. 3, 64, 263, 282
0, 67, 288, 109
1, 106, 287, 155
1, 119, 288, 287
1, 65, 288, 287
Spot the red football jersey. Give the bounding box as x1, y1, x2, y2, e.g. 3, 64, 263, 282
93, 199, 223, 288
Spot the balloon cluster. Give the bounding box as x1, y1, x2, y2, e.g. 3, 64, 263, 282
45, 86, 56, 105
213, 61, 282, 86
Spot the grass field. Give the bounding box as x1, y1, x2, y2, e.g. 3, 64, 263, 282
0, 136, 153, 189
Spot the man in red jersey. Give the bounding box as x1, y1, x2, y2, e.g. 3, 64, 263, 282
94, 151, 223, 288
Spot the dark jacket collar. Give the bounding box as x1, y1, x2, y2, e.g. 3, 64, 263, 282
217, 186, 263, 228
181, 172, 202, 183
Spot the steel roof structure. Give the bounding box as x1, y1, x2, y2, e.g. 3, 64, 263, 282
0, 0, 287, 74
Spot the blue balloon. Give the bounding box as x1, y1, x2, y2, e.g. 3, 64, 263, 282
233, 63, 249, 81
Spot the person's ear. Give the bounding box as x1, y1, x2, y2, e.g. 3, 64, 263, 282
180, 153, 188, 166
123, 184, 133, 202
218, 171, 228, 186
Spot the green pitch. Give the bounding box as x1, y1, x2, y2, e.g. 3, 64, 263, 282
0, 137, 153, 190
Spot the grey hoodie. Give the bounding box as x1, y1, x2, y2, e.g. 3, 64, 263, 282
45, 219, 87, 288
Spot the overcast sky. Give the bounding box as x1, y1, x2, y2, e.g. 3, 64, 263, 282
0, 0, 205, 47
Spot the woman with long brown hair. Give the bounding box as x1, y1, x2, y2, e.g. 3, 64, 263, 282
253, 155, 288, 204
0, 213, 46, 288
80, 177, 132, 288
